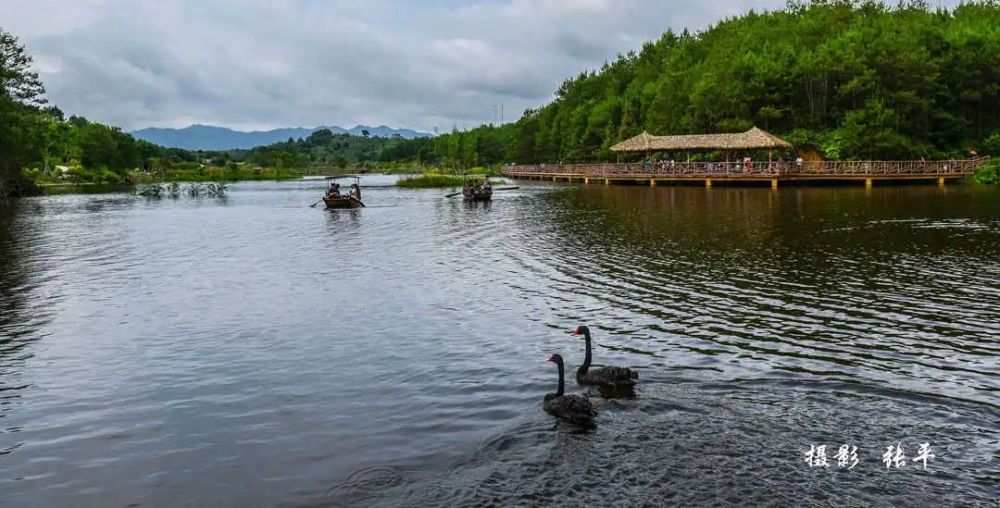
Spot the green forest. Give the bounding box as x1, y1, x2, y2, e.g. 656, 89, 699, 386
233, 129, 433, 169
3, 1, 1000, 198
393, 0, 1000, 167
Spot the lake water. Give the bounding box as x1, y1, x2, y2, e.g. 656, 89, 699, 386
1, 178, 998, 506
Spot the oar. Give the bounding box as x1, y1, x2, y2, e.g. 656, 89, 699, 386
493, 186, 520, 191
445, 191, 464, 198
309, 197, 325, 207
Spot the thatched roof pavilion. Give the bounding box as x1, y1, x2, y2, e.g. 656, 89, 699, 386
610, 127, 792, 153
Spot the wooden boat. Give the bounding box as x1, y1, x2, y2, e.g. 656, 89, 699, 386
322, 175, 365, 208
323, 195, 365, 209
462, 187, 492, 202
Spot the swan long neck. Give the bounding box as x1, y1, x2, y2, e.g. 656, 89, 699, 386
555, 360, 565, 396
582, 332, 592, 370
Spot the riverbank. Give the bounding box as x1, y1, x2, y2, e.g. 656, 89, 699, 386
38, 182, 135, 195
136, 167, 304, 182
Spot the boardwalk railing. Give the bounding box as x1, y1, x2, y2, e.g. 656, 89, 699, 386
503, 157, 989, 179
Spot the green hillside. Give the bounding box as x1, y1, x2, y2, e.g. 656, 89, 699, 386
390, 1, 1000, 167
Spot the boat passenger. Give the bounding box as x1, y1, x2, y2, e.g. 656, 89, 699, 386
350, 183, 361, 200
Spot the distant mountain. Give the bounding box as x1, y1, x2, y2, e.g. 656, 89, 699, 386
344, 125, 429, 140
132, 124, 430, 150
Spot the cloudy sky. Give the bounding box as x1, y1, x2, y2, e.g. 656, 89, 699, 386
2, 0, 962, 132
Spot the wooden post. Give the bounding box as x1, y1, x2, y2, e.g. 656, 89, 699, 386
771, 178, 778, 190
605, 178, 610, 185
584, 177, 589, 184
650, 178, 656, 187
937, 177, 945, 186
865, 178, 873, 189
705, 178, 712, 188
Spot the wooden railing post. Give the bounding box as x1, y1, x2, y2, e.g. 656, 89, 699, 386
499, 158, 985, 183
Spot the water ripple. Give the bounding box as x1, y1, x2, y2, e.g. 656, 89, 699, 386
1, 182, 998, 506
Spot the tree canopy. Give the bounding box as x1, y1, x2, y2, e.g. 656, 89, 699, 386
382, 1, 1000, 167
0, 28, 47, 197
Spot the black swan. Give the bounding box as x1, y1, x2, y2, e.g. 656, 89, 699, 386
543, 354, 597, 426
572, 325, 638, 393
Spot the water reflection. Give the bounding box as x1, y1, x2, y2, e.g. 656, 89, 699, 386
324, 208, 363, 228
0, 202, 45, 458
0, 183, 997, 506
516, 186, 999, 400
0, 202, 47, 361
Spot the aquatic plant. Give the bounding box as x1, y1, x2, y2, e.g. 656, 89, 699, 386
136, 180, 229, 198
203, 182, 228, 198
397, 173, 466, 188
136, 183, 166, 198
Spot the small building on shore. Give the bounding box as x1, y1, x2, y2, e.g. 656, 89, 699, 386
610, 126, 793, 161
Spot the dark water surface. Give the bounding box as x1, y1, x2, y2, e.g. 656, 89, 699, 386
1, 178, 998, 507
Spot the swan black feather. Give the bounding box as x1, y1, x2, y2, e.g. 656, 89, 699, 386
572, 325, 638, 393
543, 354, 597, 426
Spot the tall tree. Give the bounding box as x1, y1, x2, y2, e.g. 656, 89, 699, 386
0, 29, 47, 198
0, 29, 45, 108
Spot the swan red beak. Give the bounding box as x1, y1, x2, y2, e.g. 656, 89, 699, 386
547, 355, 555, 362
570, 329, 580, 336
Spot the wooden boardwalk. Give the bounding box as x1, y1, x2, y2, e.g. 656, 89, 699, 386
502, 157, 989, 188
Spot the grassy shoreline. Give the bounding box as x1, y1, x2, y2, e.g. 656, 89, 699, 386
28, 169, 506, 195
397, 174, 466, 188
